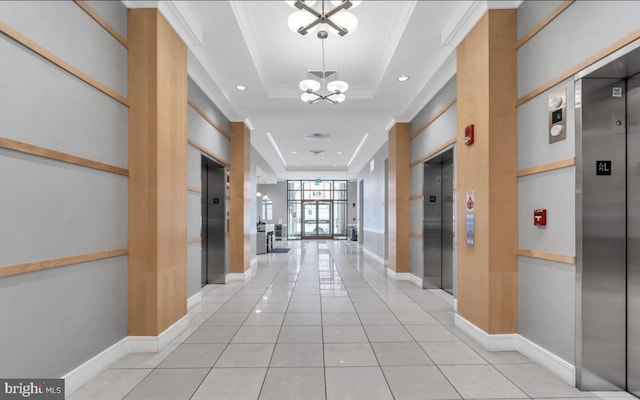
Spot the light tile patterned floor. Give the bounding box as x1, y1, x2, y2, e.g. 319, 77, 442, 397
69, 240, 594, 400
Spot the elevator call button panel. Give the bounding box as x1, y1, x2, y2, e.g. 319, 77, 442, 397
548, 90, 567, 144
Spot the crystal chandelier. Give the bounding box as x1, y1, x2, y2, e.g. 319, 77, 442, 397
299, 30, 349, 104
286, 0, 361, 37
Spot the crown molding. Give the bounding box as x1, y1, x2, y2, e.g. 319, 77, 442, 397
400, 47, 457, 122
441, 1, 488, 48
187, 50, 242, 121
370, 1, 417, 95
441, 0, 523, 48
121, 0, 203, 48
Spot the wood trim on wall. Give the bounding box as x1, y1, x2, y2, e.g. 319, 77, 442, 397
73, 0, 128, 48
409, 194, 424, 201
187, 185, 202, 193
410, 99, 457, 141
188, 100, 231, 140
0, 21, 129, 107
410, 138, 457, 168
0, 248, 128, 278
516, 0, 573, 49
409, 232, 423, 238
517, 249, 575, 265
188, 237, 201, 244
188, 139, 230, 167
0, 137, 129, 176
517, 26, 640, 106
517, 157, 575, 177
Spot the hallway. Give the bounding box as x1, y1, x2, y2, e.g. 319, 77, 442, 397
70, 241, 591, 399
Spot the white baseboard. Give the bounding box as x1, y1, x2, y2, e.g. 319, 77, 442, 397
386, 269, 423, 288
454, 313, 575, 386
518, 334, 575, 386
225, 263, 256, 283
187, 292, 202, 310
362, 247, 386, 265
63, 314, 190, 396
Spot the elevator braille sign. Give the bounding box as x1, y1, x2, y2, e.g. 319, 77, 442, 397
596, 161, 612, 175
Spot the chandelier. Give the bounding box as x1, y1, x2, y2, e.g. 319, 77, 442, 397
286, 0, 361, 37
299, 30, 349, 104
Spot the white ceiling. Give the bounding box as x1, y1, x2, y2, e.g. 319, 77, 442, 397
126, 0, 522, 181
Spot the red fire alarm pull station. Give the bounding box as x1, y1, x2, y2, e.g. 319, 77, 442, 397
534, 209, 547, 226
464, 124, 474, 145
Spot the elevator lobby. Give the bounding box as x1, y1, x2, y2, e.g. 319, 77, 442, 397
2, 0, 640, 399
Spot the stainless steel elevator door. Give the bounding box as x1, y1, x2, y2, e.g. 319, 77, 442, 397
578, 78, 627, 390
627, 73, 640, 397
423, 150, 454, 293
423, 162, 442, 289
441, 159, 454, 294
201, 159, 226, 286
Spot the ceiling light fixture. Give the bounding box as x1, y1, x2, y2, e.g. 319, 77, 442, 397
235, 84, 246, 90
265, 132, 288, 167
347, 132, 369, 167
286, 0, 360, 37
398, 75, 409, 82
299, 30, 348, 104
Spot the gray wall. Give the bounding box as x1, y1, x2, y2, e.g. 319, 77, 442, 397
515, 0, 640, 364
187, 77, 231, 295
0, 1, 128, 377
357, 143, 388, 260
408, 78, 457, 289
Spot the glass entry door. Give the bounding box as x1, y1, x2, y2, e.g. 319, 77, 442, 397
302, 201, 332, 239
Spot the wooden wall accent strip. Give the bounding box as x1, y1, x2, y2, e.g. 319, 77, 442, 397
410, 99, 457, 140
0, 22, 129, 107
188, 237, 201, 244
517, 249, 575, 265
0, 137, 128, 176
188, 100, 231, 140
410, 138, 457, 168
516, 0, 573, 49
188, 138, 230, 167
0, 248, 128, 278
517, 157, 575, 177
517, 26, 640, 106
409, 194, 424, 201
74, 0, 128, 48
409, 232, 423, 238
187, 185, 202, 193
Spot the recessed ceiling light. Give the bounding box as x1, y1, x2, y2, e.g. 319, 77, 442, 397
337, 151, 342, 155
235, 84, 246, 91
334, 164, 337, 167
296, 164, 301, 167
398, 75, 409, 82
292, 151, 298, 154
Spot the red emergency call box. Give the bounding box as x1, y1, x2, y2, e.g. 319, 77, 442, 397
534, 209, 547, 226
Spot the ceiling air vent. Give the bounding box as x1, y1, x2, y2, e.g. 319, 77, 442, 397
307, 69, 338, 82
309, 150, 325, 156
305, 133, 331, 140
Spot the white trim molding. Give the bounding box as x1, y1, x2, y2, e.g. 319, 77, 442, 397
64, 314, 190, 396
454, 313, 576, 386
362, 247, 387, 265
121, 1, 203, 47
386, 269, 423, 288
187, 292, 202, 311
226, 263, 257, 283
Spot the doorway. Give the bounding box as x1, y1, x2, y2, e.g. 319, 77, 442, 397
576, 41, 640, 393
423, 148, 454, 294
302, 201, 332, 239
201, 156, 226, 285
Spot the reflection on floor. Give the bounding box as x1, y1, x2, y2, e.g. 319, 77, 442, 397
70, 240, 595, 400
